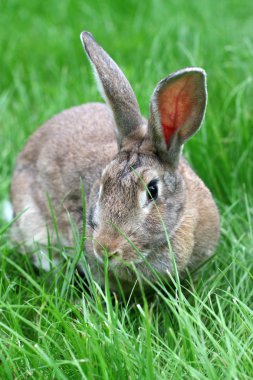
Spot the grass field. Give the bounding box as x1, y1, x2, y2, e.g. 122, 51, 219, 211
0, 0, 253, 378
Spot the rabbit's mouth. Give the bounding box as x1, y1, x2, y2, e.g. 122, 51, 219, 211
93, 247, 149, 267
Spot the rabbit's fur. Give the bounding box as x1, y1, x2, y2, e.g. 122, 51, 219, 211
11, 32, 219, 292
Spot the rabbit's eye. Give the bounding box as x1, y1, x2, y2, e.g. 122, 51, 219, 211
147, 180, 158, 201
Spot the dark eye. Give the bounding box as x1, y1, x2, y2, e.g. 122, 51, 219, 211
147, 180, 158, 201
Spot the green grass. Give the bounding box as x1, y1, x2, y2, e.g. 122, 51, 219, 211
0, 0, 253, 378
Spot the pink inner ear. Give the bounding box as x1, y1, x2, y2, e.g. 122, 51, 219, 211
158, 76, 195, 146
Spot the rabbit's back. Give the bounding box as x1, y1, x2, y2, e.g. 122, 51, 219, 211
13, 103, 117, 200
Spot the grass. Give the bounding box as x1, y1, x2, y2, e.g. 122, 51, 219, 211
0, 0, 253, 378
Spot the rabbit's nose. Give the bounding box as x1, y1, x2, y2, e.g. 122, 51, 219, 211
102, 245, 122, 259
106, 249, 122, 259
93, 240, 122, 260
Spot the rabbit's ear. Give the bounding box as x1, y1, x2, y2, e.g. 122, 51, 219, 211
148, 68, 207, 166
80, 32, 143, 146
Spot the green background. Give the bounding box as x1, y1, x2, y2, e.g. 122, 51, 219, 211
0, 0, 252, 379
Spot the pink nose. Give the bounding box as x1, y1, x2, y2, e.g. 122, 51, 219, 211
93, 240, 122, 259
106, 249, 121, 258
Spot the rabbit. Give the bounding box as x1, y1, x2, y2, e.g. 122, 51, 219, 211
10, 31, 220, 293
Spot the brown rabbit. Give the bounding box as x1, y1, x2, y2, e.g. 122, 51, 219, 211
10, 32, 219, 293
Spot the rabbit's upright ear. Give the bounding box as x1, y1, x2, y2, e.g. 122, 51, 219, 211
148, 68, 207, 166
80, 32, 143, 146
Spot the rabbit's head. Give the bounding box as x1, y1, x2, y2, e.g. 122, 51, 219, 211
81, 32, 207, 281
